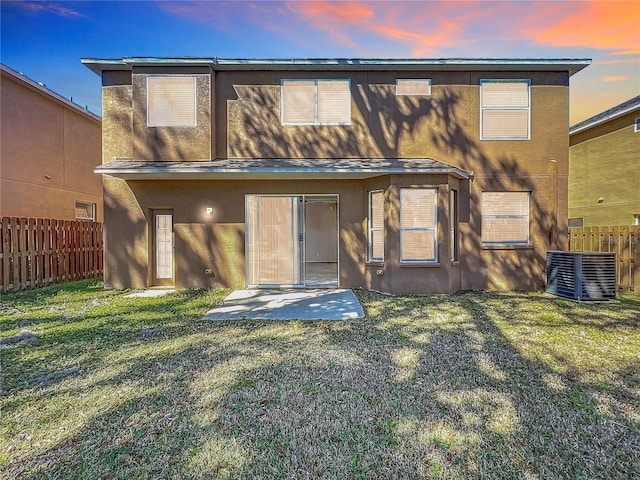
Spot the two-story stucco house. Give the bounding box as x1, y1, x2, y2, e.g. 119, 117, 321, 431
82, 57, 589, 294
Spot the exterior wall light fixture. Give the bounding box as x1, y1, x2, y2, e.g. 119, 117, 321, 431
206, 207, 213, 215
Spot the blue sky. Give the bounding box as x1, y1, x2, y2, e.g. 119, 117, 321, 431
1, 0, 638, 123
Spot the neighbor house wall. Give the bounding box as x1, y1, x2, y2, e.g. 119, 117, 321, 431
0, 67, 102, 220
569, 110, 640, 226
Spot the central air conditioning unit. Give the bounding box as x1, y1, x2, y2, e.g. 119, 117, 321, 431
546, 251, 617, 301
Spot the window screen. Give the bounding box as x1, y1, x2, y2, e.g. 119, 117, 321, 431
368, 190, 384, 262
147, 76, 196, 127
75, 201, 95, 221
482, 192, 530, 245
396, 79, 431, 96
281, 79, 350, 125
400, 188, 437, 262
480, 80, 530, 139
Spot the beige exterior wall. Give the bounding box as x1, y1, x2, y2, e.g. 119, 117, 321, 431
0, 67, 102, 221
99, 66, 571, 293
569, 111, 640, 226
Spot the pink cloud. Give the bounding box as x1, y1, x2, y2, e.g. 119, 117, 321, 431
601, 75, 631, 82
158, 1, 640, 60
595, 58, 640, 65
14, 1, 85, 17
522, 1, 640, 52
611, 49, 640, 56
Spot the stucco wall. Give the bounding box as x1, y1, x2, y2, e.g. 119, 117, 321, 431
102, 172, 557, 293
1, 69, 102, 220
569, 111, 640, 225
132, 66, 212, 161
99, 66, 571, 293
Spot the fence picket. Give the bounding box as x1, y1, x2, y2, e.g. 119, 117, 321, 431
0, 217, 103, 293
1, 219, 9, 290
570, 224, 639, 295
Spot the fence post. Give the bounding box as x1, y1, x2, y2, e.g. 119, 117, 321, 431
1, 218, 9, 293
630, 225, 640, 295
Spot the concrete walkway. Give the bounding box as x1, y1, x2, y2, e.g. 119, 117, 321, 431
202, 289, 364, 321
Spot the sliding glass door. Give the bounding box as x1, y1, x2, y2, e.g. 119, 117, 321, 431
246, 195, 338, 288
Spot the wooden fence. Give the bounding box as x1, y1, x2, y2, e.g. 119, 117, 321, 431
0, 217, 103, 293
569, 225, 639, 294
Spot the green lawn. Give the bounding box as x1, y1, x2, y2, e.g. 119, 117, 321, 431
1, 280, 639, 479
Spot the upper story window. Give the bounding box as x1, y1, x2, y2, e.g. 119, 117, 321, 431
396, 79, 431, 96
400, 188, 438, 263
480, 79, 530, 140
147, 76, 197, 127
368, 190, 384, 262
281, 79, 351, 126
482, 191, 530, 246
634, 117, 640, 132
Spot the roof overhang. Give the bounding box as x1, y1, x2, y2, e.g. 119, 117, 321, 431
82, 57, 591, 77
95, 158, 470, 181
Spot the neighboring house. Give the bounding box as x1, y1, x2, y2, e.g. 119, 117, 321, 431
0, 64, 102, 222
82, 57, 589, 294
569, 95, 640, 227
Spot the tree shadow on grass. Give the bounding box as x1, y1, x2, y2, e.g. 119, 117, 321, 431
2, 285, 639, 479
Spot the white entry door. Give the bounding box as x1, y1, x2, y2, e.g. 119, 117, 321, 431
153, 210, 174, 286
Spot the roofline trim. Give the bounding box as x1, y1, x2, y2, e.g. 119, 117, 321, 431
81, 57, 591, 76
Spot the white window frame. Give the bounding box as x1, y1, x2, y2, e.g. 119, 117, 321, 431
368, 190, 384, 262
396, 78, 432, 96
450, 189, 459, 262
480, 79, 530, 140
481, 191, 530, 246
146, 76, 197, 127
400, 188, 438, 263
75, 201, 96, 221
280, 79, 351, 126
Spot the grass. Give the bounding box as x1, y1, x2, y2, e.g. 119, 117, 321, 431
1, 279, 639, 479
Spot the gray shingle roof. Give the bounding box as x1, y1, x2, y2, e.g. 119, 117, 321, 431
570, 95, 640, 135
95, 158, 470, 180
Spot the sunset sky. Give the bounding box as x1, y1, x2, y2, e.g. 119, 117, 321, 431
1, 0, 638, 124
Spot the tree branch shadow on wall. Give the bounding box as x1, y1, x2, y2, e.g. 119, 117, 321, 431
108, 78, 562, 291
225, 80, 560, 291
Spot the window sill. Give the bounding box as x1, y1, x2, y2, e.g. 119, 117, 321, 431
366, 261, 384, 267
451, 260, 460, 266
482, 244, 534, 250
400, 262, 441, 268
480, 137, 530, 141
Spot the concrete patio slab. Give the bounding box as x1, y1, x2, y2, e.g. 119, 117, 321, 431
202, 289, 364, 321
